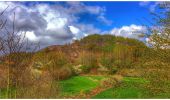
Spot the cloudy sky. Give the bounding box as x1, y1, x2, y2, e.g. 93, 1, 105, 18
0, 1, 160, 49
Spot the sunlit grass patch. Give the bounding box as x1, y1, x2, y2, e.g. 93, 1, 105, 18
59, 75, 106, 97
92, 77, 150, 99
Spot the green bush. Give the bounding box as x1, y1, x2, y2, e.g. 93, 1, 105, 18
109, 67, 118, 74
80, 65, 91, 73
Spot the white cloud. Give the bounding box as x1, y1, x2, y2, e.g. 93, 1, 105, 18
69, 25, 98, 40
26, 31, 38, 41
76, 24, 101, 34
98, 15, 112, 26
110, 24, 147, 39
85, 6, 104, 15
139, 1, 150, 6
0, 1, 107, 49
69, 26, 80, 35
66, 1, 105, 15
139, 1, 161, 12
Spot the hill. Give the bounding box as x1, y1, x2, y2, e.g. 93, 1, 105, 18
0, 34, 169, 98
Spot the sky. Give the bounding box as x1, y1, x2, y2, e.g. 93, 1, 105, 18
0, 1, 161, 49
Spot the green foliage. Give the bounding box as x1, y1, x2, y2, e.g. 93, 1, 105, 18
109, 67, 118, 74
80, 65, 91, 73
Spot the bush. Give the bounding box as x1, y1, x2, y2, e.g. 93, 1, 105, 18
80, 65, 91, 73
57, 65, 73, 80
109, 67, 118, 74
72, 64, 83, 75
111, 75, 123, 83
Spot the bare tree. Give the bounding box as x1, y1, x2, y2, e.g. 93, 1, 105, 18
141, 2, 170, 49
0, 6, 40, 98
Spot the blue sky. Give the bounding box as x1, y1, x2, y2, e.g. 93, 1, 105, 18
83, 1, 155, 29
0, 1, 160, 48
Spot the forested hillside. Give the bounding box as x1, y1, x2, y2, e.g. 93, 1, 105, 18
0, 34, 169, 98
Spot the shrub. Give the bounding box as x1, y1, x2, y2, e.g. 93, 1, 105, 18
111, 75, 123, 83
58, 65, 73, 80
80, 65, 91, 73
72, 64, 83, 75
109, 67, 118, 74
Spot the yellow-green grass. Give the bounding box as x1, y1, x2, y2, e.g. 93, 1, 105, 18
92, 77, 150, 99
59, 75, 106, 97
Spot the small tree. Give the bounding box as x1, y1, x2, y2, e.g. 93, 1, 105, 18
147, 2, 170, 49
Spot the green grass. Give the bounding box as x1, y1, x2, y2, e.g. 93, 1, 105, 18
59, 75, 106, 97
92, 77, 150, 99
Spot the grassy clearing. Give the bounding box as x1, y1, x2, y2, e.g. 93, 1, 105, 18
59, 75, 106, 97
92, 77, 150, 99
